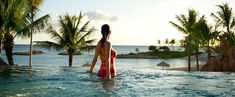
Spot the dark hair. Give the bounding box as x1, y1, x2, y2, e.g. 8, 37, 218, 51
100, 24, 110, 47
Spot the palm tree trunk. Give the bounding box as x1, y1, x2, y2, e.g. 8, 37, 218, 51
187, 37, 191, 71
206, 46, 211, 60
188, 54, 191, 71
29, 6, 34, 67
69, 54, 73, 66
196, 49, 199, 71
0, 38, 2, 56
29, 29, 33, 66
4, 34, 14, 65
68, 49, 75, 66
187, 45, 191, 71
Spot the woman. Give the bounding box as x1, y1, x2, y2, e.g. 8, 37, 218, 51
89, 24, 117, 79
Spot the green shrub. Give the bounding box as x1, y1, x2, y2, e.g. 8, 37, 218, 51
148, 45, 156, 51
159, 46, 170, 52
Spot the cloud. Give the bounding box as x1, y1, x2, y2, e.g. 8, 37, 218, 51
85, 10, 119, 22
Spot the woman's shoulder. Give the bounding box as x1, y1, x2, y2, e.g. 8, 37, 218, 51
104, 41, 111, 46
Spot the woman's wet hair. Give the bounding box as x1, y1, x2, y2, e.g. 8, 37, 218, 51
100, 24, 110, 47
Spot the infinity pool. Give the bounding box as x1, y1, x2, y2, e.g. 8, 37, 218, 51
0, 65, 234, 97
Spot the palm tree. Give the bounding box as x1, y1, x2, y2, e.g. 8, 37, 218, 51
211, 3, 235, 46
165, 38, 169, 46
192, 17, 219, 60
157, 39, 161, 47
1, 0, 49, 65
35, 13, 96, 66
192, 17, 219, 71
1, 0, 29, 65
169, 39, 176, 51
169, 9, 198, 71
27, 0, 50, 66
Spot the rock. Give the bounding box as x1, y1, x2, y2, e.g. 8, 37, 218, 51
201, 46, 235, 72
13, 50, 45, 55
58, 51, 82, 55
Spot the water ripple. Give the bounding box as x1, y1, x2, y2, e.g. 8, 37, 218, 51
0, 66, 235, 97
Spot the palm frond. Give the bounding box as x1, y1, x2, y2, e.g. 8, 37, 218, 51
169, 21, 187, 34
39, 12, 96, 54
230, 17, 235, 29
188, 9, 197, 27
84, 39, 96, 45
75, 12, 83, 30
78, 39, 96, 49
180, 14, 187, 25
46, 26, 65, 43
26, 0, 43, 15
78, 20, 90, 33
76, 27, 96, 44
216, 3, 233, 31
15, 14, 50, 38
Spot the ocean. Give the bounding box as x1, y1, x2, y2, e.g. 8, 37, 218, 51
0, 45, 235, 97
1, 44, 205, 69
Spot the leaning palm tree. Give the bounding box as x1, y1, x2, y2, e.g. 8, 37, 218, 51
169, 9, 198, 71
1, 0, 29, 65
27, 0, 50, 66
192, 17, 219, 70
211, 3, 235, 46
35, 13, 96, 66
1, 0, 49, 65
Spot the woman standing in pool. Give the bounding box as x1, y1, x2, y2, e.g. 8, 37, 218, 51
90, 24, 117, 79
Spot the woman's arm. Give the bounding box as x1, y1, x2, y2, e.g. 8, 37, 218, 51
105, 42, 111, 79
89, 42, 101, 73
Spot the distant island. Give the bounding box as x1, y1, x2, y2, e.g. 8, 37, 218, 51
58, 51, 82, 55
117, 53, 159, 59
13, 50, 45, 55
117, 46, 192, 59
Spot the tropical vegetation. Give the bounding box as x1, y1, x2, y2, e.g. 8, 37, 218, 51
35, 12, 96, 66
0, 0, 49, 65
169, 3, 235, 71
27, 0, 50, 66
169, 9, 198, 71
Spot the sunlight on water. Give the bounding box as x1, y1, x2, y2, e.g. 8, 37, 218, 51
0, 65, 234, 97
0, 45, 231, 97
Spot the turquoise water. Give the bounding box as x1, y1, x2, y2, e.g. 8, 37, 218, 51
1, 45, 232, 97
1, 45, 205, 68
0, 65, 235, 97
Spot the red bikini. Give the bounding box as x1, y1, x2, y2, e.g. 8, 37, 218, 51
97, 48, 117, 78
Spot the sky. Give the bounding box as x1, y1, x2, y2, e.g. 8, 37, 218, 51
15, 0, 235, 45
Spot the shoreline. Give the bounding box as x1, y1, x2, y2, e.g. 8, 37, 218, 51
117, 54, 159, 59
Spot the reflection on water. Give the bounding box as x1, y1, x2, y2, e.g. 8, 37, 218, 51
0, 65, 235, 97
89, 71, 116, 91
101, 79, 116, 91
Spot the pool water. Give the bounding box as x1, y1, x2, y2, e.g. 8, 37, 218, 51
0, 65, 234, 97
